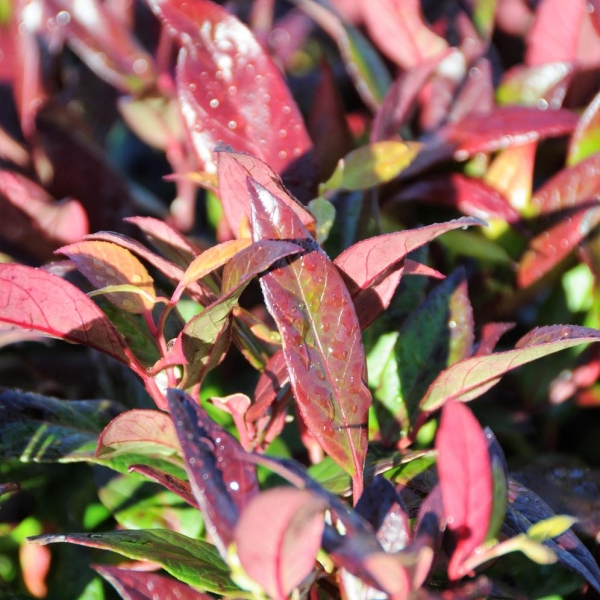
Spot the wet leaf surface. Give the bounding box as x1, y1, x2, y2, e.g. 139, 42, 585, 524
249, 179, 371, 491
29, 530, 238, 594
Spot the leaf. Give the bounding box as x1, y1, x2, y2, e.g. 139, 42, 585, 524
438, 106, 578, 161
473, 322, 515, 356
504, 479, 600, 593
436, 401, 493, 580
172, 239, 252, 303
484, 427, 508, 542
96, 409, 181, 462
0, 389, 122, 462
129, 464, 198, 509
420, 325, 600, 413
146, 0, 314, 196
126, 216, 199, 267
517, 152, 600, 287
167, 389, 258, 557
293, 0, 391, 111
393, 174, 521, 223
568, 90, 600, 166
249, 179, 371, 494
29, 530, 238, 594
334, 217, 483, 329
0, 170, 88, 261
398, 269, 474, 419
355, 476, 410, 553
43, 0, 155, 91
235, 487, 327, 600
94, 566, 212, 600
0, 263, 132, 366
216, 148, 316, 240
322, 142, 421, 192
527, 515, 579, 542
58, 240, 156, 314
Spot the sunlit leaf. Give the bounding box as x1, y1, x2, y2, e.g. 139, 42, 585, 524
568, 90, 600, 166
235, 487, 326, 600
436, 401, 492, 580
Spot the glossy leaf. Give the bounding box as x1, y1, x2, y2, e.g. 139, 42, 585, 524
504, 479, 600, 593
167, 389, 258, 556
172, 239, 252, 303
126, 216, 199, 267
43, 0, 155, 91
0, 263, 132, 365
484, 428, 509, 542
323, 141, 421, 191
568, 91, 600, 166
29, 530, 238, 594
0, 389, 121, 462
147, 0, 314, 194
474, 322, 515, 356
129, 464, 198, 509
421, 325, 600, 412
294, 0, 391, 111
235, 487, 327, 600
484, 143, 536, 214
249, 179, 371, 493
216, 149, 315, 240
438, 106, 578, 161
58, 240, 156, 313
518, 152, 600, 287
0, 171, 88, 261
393, 174, 520, 223
436, 401, 493, 580
359, 0, 448, 70
96, 409, 181, 462
94, 566, 212, 600
334, 217, 483, 330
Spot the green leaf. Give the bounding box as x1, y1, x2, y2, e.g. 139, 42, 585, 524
29, 530, 240, 594
527, 516, 579, 543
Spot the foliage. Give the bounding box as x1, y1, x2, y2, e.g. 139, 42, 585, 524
2, 0, 600, 598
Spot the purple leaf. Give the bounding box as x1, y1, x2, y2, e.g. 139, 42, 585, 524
166, 389, 258, 556
505, 479, 600, 593
93, 566, 212, 600
234, 487, 327, 600
0, 263, 132, 366
249, 179, 371, 496
420, 325, 600, 412
436, 401, 493, 580
128, 465, 198, 509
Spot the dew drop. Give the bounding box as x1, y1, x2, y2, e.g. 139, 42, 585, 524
448, 320, 457, 329
202, 473, 209, 480
316, 370, 326, 381
293, 147, 302, 157
56, 10, 70, 25
131, 274, 142, 283
215, 70, 223, 80
278, 128, 287, 138
230, 481, 240, 491
188, 83, 197, 92
228, 120, 237, 129
133, 58, 148, 75
278, 150, 288, 159
228, 85, 237, 96
246, 63, 255, 73
255, 74, 263, 83
189, 457, 196, 465
262, 93, 271, 102
209, 98, 220, 108
282, 105, 291, 114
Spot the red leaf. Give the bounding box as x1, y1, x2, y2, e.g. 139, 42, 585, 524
359, 0, 448, 69
421, 325, 600, 412
128, 464, 198, 509
0, 263, 131, 366
126, 216, 200, 267
438, 106, 578, 160
248, 350, 292, 423
235, 487, 327, 600
526, 0, 600, 69
94, 566, 211, 600
43, 0, 156, 91
249, 179, 371, 495
518, 152, 600, 287
334, 217, 483, 329
147, 0, 315, 196
0, 171, 88, 261
473, 322, 515, 357
436, 401, 492, 580
393, 174, 520, 223
568, 90, 600, 166
217, 149, 315, 240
